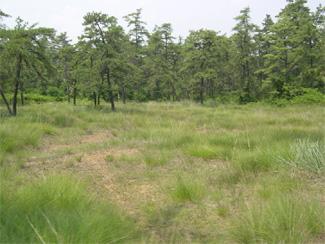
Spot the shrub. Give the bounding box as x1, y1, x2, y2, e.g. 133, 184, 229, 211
47, 86, 65, 101
25, 93, 55, 103
291, 88, 325, 104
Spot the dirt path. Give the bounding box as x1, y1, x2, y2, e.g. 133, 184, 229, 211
23, 130, 164, 219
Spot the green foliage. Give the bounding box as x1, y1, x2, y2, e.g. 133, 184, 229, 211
46, 86, 65, 101
0, 175, 136, 243
1, 1, 324, 109
267, 88, 325, 106
291, 88, 325, 104
25, 93, 56, 103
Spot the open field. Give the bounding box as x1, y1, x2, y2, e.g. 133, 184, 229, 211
1, 102, 324, 243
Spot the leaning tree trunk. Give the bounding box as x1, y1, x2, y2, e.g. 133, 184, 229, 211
0, 83, 12, 115
12, 54, 23, 116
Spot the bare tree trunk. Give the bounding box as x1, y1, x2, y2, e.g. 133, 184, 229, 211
20, 82, 24, 106
13, 54, 23, 116
73, 82, 77, 106
106, 67, 115, 111
122, 84, 126, 104
67, 85, 71, 103
93, 92, 97, 107
97, 94, 100, 105
199, 77, 204, 105
0, 83, 12, 115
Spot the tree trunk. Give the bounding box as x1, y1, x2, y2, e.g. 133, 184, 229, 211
67, 85, 71, 103
93, 92, 97, 107
106, 67, 115, 111
20, 82, 24, 106
97, 94, 100, 105
199, 77, 204, 104
12, 54, 23, 116
73, 87, 77, 106
122, 84, 126, 104
0, 83, 12, 115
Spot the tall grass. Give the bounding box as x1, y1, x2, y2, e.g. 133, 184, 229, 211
1, 102, 324, 243
231, 196, 325, 243
0, 175, 136, 243
283, 139, 325, 173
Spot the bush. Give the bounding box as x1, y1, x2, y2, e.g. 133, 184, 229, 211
291, 88, 325, 104
25, 93, 55, 103
267, 88, 325, 106
47, 86, 65, 101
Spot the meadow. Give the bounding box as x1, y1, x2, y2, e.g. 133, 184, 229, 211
0, 102, 324, 243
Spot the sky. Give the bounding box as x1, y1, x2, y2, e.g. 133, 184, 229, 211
1, 0, 323, 42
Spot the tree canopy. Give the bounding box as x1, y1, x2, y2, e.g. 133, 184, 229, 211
0, 1, 324, 115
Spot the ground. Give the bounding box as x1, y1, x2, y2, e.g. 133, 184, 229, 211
0, 102, 324, 243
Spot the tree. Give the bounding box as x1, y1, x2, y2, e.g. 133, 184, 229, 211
124, 9, 148, 101
263, 0, 324, 96
0, 17, 54, 115
233, 7, 258, 102
183, 29, 219, 104
255, 14, 274, 97
81, 12, 126, 111
144, 23, 179, 100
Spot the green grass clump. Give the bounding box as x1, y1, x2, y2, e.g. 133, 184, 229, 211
233, 149, 277, 174
171, 177, 205, 203
0, 175, 136, 243
284, 139, 325, 174
0, 123, 42, 154
143, 150, 172, 167
185, 144, 219, 160
231, 196, 325, 243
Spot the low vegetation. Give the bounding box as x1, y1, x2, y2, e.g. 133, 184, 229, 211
1, 102, 324, 243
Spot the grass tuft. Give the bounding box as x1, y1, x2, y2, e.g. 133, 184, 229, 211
0, 175, 136, 243
170, 177, 205, 203
231, 196, 325, 243
283, 139, 325, 174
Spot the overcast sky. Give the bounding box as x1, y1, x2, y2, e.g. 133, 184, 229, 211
2, 0, 323, 41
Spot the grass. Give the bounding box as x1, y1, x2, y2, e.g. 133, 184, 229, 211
0, 101, 324, 243
231, 195, 325, 243
0, 175, 136, 243
170, 176, 205, 203
283, 139, 325, 174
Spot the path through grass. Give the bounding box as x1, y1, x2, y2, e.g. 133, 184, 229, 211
1, 102, 324, 243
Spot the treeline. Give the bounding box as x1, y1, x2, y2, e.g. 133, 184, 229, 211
0, 0, 324, 115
